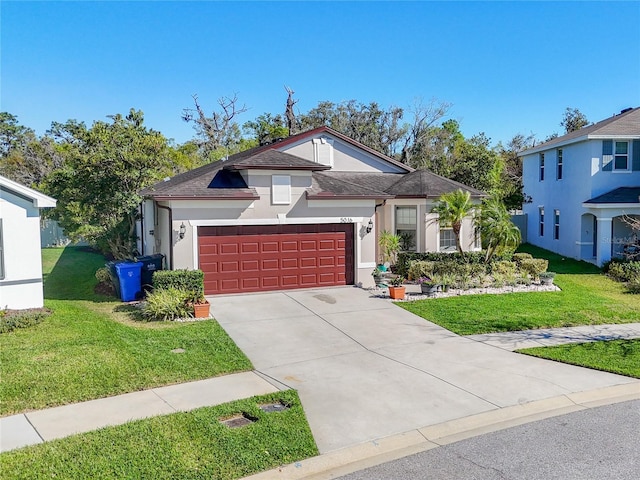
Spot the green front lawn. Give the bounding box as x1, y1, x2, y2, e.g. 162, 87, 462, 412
0, 247, 252, 415
0, 391, 319, 480
518, 339, 640, 379
398, 245, 640, 335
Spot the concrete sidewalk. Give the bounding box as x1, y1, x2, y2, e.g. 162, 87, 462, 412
0, 371, 280, 453
466, 322, 640, 351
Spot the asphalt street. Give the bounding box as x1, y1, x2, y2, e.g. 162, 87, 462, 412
338, 399, 640, 480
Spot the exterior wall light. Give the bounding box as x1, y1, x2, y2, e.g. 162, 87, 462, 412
179, 222, 186, 239
366, 218, 373, 234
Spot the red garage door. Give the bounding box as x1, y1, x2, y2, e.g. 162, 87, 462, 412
198, 224, 354, 294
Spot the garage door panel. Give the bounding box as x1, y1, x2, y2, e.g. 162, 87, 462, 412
300, 257, 317, 268
262, 242, 279, 253
241, 260, 259, 271
241, 242, 259, 254
262, 259, 279, 270
199, 224, 354, 294
219, 243, 239, 255
281, 258, 298, 269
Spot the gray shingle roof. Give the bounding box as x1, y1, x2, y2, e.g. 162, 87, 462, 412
307, 172, 393, 199
140, 131, 482, 200
584, 187, 640, 204
225, 150, 329, 171
384, 169, 486, 198
521, 107, 640, 155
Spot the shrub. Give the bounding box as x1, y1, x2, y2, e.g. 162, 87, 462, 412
95, 267, 112, 285
626, 278, 640, 294
606, 261, 640, 283
141, 288, 193, 321
407, 261, 437, 281
152, 270, 205, 298
512, 252, 533, 265
519, 258, 548, 278
491, 260, 518, 276
0, 309, 51, 334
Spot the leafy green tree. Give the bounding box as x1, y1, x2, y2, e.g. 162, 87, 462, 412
243, 113, 289, 146
478, 197, 521, 262
495, 133, 536, 210
560, 107, 589, 133
431, 189, 475, 257
44, 109, 173, 258
0, 113, 63, 187
298, 100, 408, 157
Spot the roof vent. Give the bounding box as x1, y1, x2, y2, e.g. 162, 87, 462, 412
620, 107, 633, 114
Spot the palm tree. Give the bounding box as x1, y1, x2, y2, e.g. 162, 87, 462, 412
478, 197, 521, 262
431, 189, 475, 257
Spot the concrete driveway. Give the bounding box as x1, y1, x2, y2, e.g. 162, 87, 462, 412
211, 286, 638, 453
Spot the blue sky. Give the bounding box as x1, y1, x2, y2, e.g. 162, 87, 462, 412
2, 1, 639, 147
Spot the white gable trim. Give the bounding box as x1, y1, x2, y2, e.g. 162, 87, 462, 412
0, 175, 57, 208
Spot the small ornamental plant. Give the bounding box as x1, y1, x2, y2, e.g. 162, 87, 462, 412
417, 276, 437, 287
389, 275, 405, 287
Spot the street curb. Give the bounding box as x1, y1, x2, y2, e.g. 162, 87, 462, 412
243, 382, 640, 480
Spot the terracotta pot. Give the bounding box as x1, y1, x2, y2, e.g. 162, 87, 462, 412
388, 286, 406, 300
193, 300, 210, 318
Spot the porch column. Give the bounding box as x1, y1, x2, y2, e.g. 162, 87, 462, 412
596, 217, 613, 266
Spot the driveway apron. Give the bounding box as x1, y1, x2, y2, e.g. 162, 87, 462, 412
211, 287, 639, 453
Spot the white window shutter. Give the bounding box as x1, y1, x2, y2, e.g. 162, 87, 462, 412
272, 175, 291, 204
313, 137, 334, 166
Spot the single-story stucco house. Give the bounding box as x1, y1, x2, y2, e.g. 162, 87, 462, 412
0, 175, 57, 309
139, 127, 484, 295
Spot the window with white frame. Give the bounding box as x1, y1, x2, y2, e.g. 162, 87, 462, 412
395, 206, 417, 251
554, 209, 560, 240
556, 149, 563, 179
614, 141, 629, 170
539, 153, 545, 181
439, 228, 456, 252
539, 207, 544, 237
474, 225, 482, 249
271, 175, 291, 204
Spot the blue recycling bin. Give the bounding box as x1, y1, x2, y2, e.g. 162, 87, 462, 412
114, 262, 143, 302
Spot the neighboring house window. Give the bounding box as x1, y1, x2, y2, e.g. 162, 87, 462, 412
395, 206, 416, 251
271, 175, 291, 204
474, 226, 482, 249
556, 149, 563, 180
539, 207, 544, 237
614, 141, 629, 170
0, 219, 4, 280
553, 209, 560, 240
539, 153, 545, 181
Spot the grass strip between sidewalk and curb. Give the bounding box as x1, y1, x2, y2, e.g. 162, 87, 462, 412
397, 244, 640, 335
518, 339, 640, 379
0, 391, 319, 479
0, 247, 252, 415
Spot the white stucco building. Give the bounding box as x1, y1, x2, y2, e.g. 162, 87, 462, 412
521, 107, 640, 266
0, 176, 57, 309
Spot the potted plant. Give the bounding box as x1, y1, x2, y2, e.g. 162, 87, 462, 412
539, 271, 556, 286
378, 230, 402, 270
188, 290, 210, 318
388, 275, 406, 299
418, 277, 439, 295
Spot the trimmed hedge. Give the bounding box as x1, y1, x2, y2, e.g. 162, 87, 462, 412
519, 258, 549, 278
395, 250, 512, 278
152, 270, 205, 297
